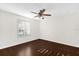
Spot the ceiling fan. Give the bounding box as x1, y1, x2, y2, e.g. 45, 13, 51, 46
31, 9, 51, 19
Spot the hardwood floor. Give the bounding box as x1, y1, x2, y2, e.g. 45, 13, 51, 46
0, 39, 79, 56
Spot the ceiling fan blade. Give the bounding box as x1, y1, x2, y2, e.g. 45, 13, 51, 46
31, 11, 38, 14
42, 14, 51, 16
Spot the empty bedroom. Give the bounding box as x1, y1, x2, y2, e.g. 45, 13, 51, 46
0, 3, 79, 56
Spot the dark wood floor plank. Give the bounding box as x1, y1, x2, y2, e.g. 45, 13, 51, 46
0, 39, 79, 56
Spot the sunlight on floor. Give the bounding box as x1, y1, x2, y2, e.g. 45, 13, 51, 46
18, 46, 32, 56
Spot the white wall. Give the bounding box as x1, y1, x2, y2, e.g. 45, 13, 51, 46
0, 10, 40, 49
40, 14, 79, 47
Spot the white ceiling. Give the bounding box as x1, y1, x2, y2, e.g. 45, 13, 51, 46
0, 3, 79, 18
